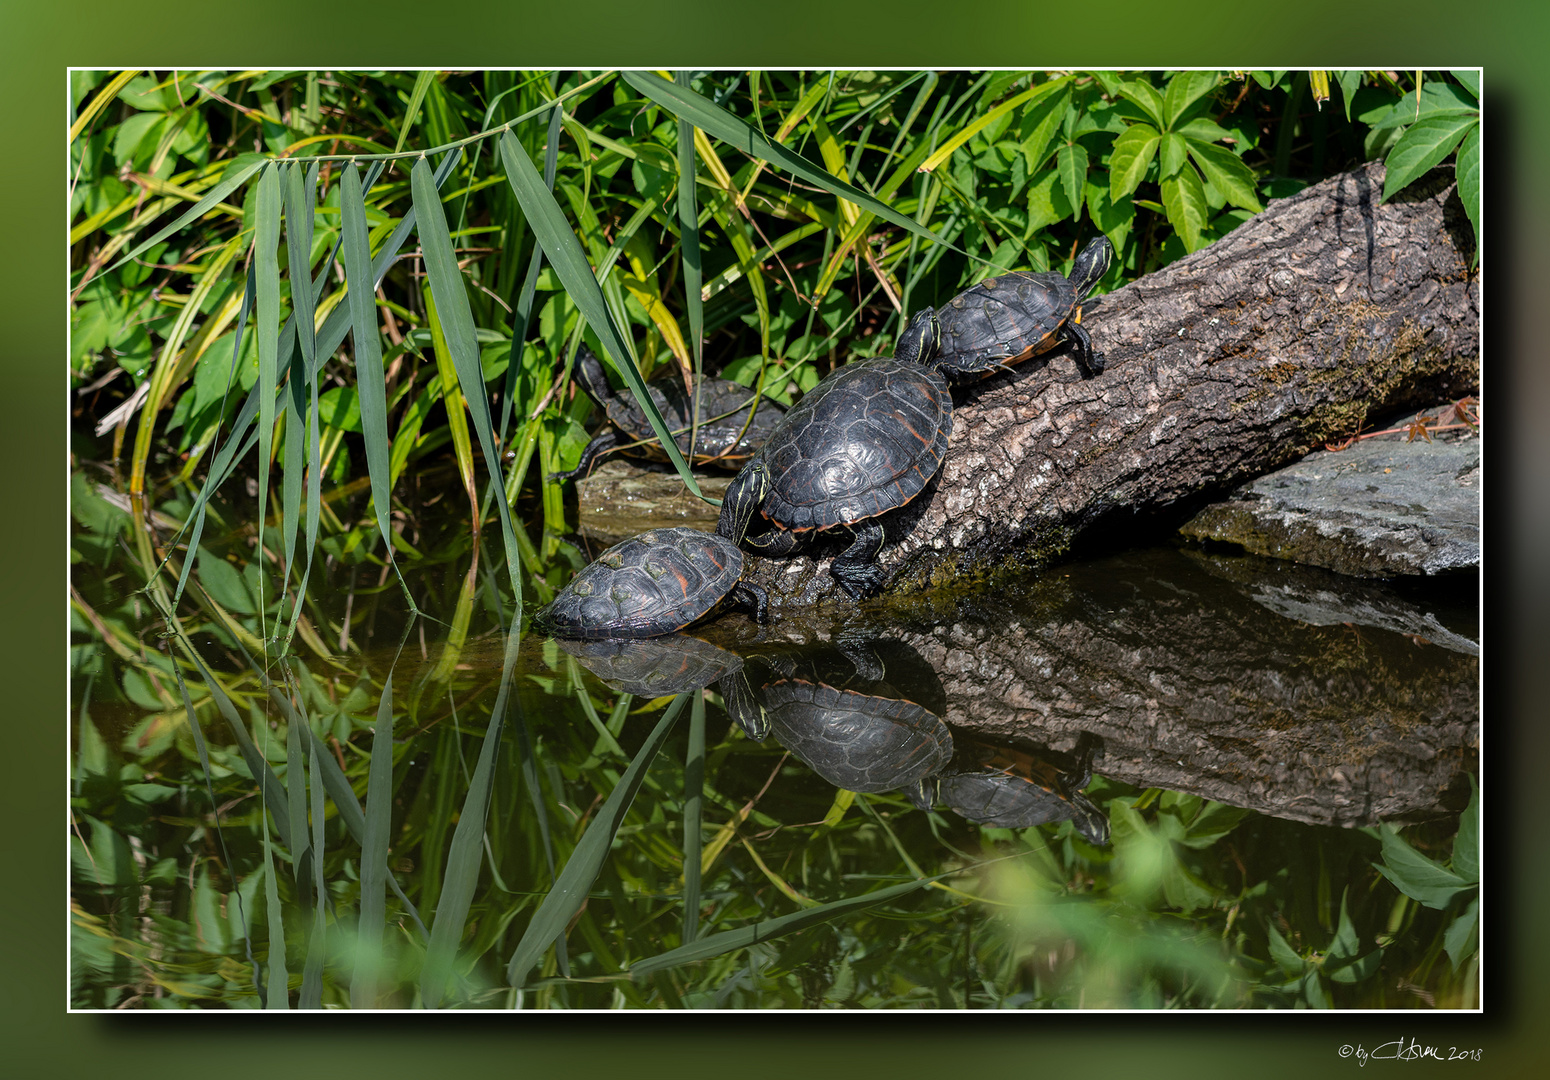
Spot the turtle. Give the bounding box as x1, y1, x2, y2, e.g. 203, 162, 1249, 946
532, 527, 767, 640
931, 234, 1114, 380
907, 732, 1109, 845
722, 640, 953, 794
715, 308, 949, 599
550, 344, 787, 483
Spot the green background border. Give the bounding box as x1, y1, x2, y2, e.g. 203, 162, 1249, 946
19, 1, 1541, 1072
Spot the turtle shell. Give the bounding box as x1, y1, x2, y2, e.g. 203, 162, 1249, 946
761, 678, 953, 793
533, 527, 745, 639
557, 634, 743, 697
934, 270, 1076, 377
611, 374, 787, 469
755, 356, 952, 532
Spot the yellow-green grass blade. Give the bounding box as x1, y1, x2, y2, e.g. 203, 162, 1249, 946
102, 157, 265, 277
513, 708, 569, 976
421, 627, 522, 1008
629, 873, 941, 977
919, 78, 1068, 176
498, 130, 705, 501
351, 673, 395, 1009
423, 284, 479, 512
69, 68, 141, 141
624, 70, 945, 248
412, 155, 525, 605
683, 691, 706, 944
128, 232, 244, 495
507, 692, 689, 989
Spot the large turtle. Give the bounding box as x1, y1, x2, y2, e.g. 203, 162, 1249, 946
908, 732, 1109, 845
715, 309, 948, 599
532, 527, 766, 640
932, 234, 1113, 379
551, 345, 787, 483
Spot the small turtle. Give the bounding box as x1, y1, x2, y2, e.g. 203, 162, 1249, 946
715, 309, 949, 599
533, 527, 767, 640
550, 345, 787, 483
932, 234, 1113, 379
908, 733, 1109, 845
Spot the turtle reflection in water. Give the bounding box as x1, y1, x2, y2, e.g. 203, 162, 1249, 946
729, 641, 953, 795
556, 633, 761, 724
910, 732, 1110, 845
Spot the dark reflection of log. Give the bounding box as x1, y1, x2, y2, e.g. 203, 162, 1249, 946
701, 546, 1477, 828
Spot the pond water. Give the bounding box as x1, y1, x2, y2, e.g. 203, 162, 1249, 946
69, 470, 1480, 1009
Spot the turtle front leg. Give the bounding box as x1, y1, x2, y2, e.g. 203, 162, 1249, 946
831, 519, 888, 599
549, 429, 623, 483
730, 581, 770, 623
1063, 320, 1104, 378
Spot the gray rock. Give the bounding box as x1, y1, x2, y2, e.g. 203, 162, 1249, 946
1181, 417, 1479, 577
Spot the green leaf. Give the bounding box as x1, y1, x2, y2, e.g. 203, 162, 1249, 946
1450, 70, 1480, 102
1017, 85, 1071, 173
1186, 140, 1263, 212
1265, 922, 1303, 976
198, 548, 257, 613
1116, 79, 1164, 127
1453, 776, 1478, 883
1442, 895, 1479, 970
1178, 800, 1251, 849
1108, 123, 1160, 202
620, 70, 945, 248
317, 386, 362, 432
1056, 143, 1088, 219
1160, 167, 1209, 252
1334, 71, 1364, 123
1373, 824, 1474, 909
1159, 132, 1187, 180
507, 693, 689, 988
1454, 125, 1480, 250
1174, 116, 1232, 143
1162, 70, 1220, 129
395, 71, 436, 154
1381, 114, 1477, 201
630, 873, 939, 976
1368, 82, 1479, 129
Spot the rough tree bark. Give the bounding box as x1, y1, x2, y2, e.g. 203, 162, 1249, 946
734, 161, 1479, 608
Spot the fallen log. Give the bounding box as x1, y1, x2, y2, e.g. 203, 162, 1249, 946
738, 160, 1479, 608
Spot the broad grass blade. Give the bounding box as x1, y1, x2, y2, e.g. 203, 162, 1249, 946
351, 674, 395, 1009
630, 874, 938, 976
412, 155, 524, 600
498, 130, 706, 500
285, 700, 313, 897
339, 163, 399, 592
623, 70, 945, 247
254, 163, 282, 636
282, 162, 324, 646
420, 627, 523, 1008
506, 693, 689, 988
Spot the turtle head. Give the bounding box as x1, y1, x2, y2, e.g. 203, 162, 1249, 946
570, 344, 616, 405
1070, 235, 1114, 299
895, 307, 940, 366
